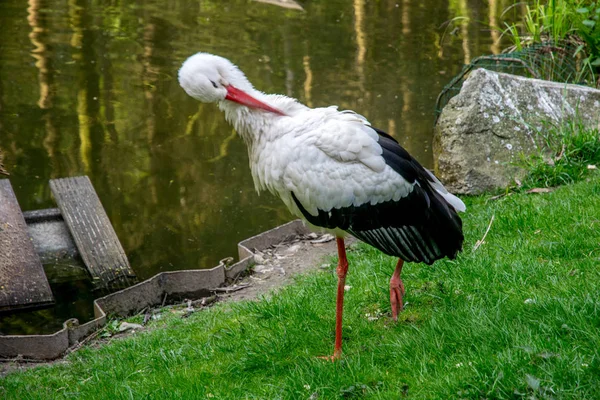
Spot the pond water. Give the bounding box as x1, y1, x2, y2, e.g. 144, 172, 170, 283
0, 0, 513, 334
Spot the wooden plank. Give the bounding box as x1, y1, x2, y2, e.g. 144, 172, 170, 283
49, 176, 136, 290
0, 179, 54, 312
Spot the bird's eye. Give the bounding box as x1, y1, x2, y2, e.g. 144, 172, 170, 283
210, 80, 218, 89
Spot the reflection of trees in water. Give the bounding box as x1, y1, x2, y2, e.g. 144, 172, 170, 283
69, 0, 104, 178
1, 0, 523, 281
488, 0, 501, 55
27, 0, 60, 177
27, 0, 54, 110
451, 0, 472, 65
302, 54, 313, 108
353, 0, 366, 94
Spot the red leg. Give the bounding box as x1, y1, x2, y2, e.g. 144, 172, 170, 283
390, 259, 405, 321
319, 237, 349, 361
333, 237, 349, 359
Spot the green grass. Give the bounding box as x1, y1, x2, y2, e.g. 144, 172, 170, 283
519, 119, 600, 188
501, 0, 600, 84
2, 177, 600, 399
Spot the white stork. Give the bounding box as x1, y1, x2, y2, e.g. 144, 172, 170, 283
179, 53, 466, 360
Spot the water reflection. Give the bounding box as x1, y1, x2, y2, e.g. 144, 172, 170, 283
1, 0, 509, 333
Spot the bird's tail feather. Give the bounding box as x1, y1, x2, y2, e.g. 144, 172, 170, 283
348, 188, 464, 265
425, 169, 466, 212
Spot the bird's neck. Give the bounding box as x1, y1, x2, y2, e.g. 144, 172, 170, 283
219, 99, 279, 193
218, 93, 298, 195
219, 101, 270, 145
218, 91, 296, 148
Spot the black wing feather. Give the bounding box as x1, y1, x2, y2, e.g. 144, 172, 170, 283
292, 126, 464, 265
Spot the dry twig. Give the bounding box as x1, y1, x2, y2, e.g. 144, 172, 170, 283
526, 187, 554, 194
211, 283, 251, 293
64, 329, 103, 356
473, 215, 495, 252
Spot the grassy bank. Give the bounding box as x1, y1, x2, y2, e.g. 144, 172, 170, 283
2, 177, 600, 399
502, 0, 600, 86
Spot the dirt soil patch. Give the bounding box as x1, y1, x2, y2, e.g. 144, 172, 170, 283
221, 232, 354, 302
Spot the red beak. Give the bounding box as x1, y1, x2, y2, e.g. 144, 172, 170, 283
225, 85, 285, 116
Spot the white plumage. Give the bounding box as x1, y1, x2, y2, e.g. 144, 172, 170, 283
179, 53, 463, 218
179, 52, 466, 359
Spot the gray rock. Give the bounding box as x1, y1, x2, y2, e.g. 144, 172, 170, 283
118, 322, 144, 332
434, 69, 600, 194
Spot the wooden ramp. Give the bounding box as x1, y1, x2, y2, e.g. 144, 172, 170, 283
50, 176, 136, 290
0, 180, 54, 312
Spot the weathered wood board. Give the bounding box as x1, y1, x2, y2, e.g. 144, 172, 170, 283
0, 179, 54, 312
49, 176, 136, 290
23, 209, 88, 284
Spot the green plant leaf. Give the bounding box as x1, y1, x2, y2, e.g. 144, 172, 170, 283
582, 19, 596, 27
577, 7, 589, 14
526, 374, 541, 391
591, 57, 600, 66
573, 43, 586, 56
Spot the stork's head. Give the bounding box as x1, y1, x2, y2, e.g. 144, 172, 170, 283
178, 52, 284, 115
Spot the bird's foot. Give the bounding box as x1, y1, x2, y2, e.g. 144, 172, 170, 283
390, 278, 405, 322
317, 349, 342, 362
